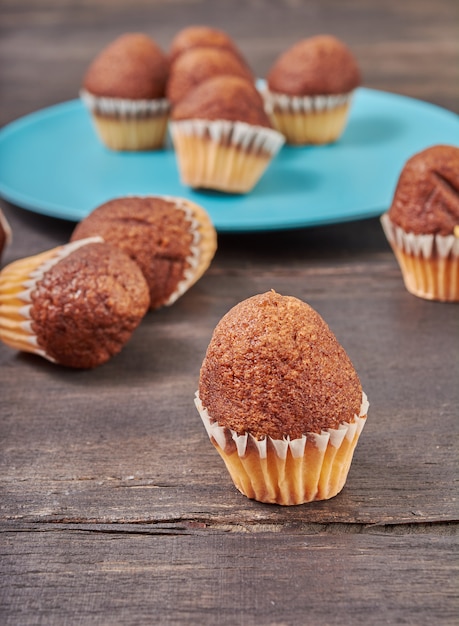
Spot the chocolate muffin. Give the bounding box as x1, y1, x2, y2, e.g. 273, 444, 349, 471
265, 35, 361, 144
166, 46, 254, 105
381, 144, 459, 301
0, 238, 150, 368
81, 33, 170, 150
169, 25, 245, 66
0, 208, 12, 263
195, 291, 369, 505
71, 196, 217, 310
170, 75, 284, 193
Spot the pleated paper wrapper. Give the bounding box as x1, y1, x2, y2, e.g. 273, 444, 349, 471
195, 391, 369, 505
170, 118, 285, 193
262, 89, 354, 145
381, 213, 459, 302
0, 237, 103, 361
80, 89, 170, 151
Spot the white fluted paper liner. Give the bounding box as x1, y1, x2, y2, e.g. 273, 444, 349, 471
171, 119, 285, 156
261, 88, 354, 145
170, 119, 284, 192
152, 196, 217, 306
263, 89, 353, 115
195, 390, 368, 505
0, 237, 103, 360
381, 213, 459, 301
80, 89, 170, 118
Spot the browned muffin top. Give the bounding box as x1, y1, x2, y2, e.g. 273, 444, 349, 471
166, 47, 254, 105
30, 242, 150, 368
199, 291, 362, 440
169, 25, 243, 64
71, 197, 197, 310
83, 33, 169, 99
267, 35, 361, 96
387, 144, 459, 236
171, 75, 272, 127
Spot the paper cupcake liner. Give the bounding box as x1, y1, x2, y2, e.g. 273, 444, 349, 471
262, 89, 353, 145
381, 213, 459, 302
80, 89, 170, 151
195, 391, 369, 505
170, 119, 285, 193
80, 89, 170, 118
155, 196, 217, 306
0, 237, 103, 360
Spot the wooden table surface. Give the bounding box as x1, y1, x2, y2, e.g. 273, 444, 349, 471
1, 1, 458, 624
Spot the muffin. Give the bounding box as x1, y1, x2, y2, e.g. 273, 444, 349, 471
0, 208, 12, 263
170, 75, 285, 193
81, 33, 170, 150
166, 46, 254, 105
195, 291, 369, 505
70, 196, 217, 310
381, 144, 459, 302
0, 238, 150, 368
169, 25, 247, 67
265, 35, 361, 145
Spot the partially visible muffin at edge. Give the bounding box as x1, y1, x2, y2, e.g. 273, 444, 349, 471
0, 238, 150, 368
195, 291, 368, 505
170, 75, 284, 193
71, 196, 217, 310
381, 144, 459, 301
265, 35, 361, 144
81, 33, 170, 150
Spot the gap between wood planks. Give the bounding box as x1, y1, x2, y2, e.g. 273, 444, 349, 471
2, 519, 457, 536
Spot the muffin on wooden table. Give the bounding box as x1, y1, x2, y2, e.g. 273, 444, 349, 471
170, 75, 285, 193
381, 144, 459, 302
195, 291, 369, 505
81, 33, 170, 150
71, 196, 217, 310
265, 35, 361, 145
0, 238, 150, 368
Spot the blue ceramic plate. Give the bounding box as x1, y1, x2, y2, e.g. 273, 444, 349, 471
0, 87, 458, 232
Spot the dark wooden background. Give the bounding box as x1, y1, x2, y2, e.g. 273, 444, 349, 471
1, 1, 458, 624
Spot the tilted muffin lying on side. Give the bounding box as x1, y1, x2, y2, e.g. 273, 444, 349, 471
195, 291, 369, 505
0, 238, 150, 368
71, 196, 217, 310
170, 75, 285, 193
265, 35, 361, 145
81, 33, 170, 151
381, 144, 459, 302
166, 46, 254, 105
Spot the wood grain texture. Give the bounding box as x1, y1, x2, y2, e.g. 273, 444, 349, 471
1, 1, 458, 624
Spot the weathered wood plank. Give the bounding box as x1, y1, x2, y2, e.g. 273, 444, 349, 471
2, 248, 458, 525
1, 525, 457, 626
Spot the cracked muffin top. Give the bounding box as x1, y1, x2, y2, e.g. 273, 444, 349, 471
267, 34, 361, 96
387, 144, 459, 236
171, 75, 272, 127
83, 33, 169, 99
166, 46, 254, 105
199, 291, 363, 440
29, 241, 150, 368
